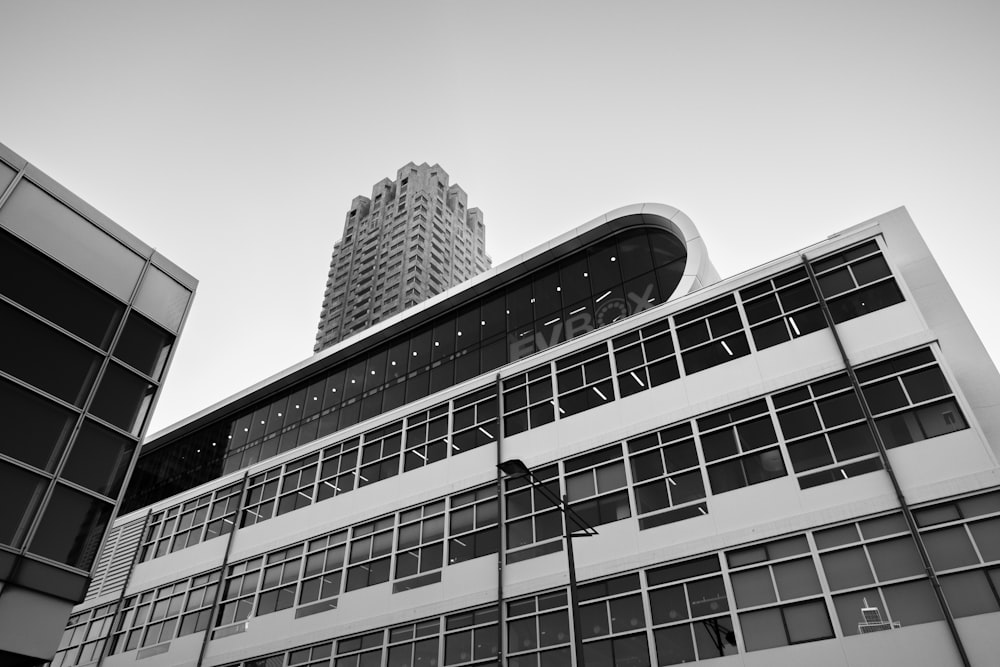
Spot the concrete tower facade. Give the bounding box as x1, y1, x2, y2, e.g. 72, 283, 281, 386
314, 163, 490, 352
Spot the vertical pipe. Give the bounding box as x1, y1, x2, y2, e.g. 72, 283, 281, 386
801, 254, 971, 667
562, 494, 585, 667
494, 372, 506, 666
195, 471, 250, 667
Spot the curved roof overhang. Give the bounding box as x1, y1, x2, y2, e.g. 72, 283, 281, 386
142, 203, 717, 451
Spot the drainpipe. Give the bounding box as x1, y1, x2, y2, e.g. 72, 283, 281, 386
801, 254, 971, 667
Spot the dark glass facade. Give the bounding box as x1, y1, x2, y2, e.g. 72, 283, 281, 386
124, 225, 687, 512
0, 146, 194, 616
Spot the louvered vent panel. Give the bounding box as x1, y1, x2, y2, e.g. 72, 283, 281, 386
82, 516, 145, 602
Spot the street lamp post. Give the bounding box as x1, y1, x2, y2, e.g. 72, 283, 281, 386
498, 459, 598, 667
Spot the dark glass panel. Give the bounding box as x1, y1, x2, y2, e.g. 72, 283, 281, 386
751, 320, 789, 350
739, 607, 786, 651
731, 568, 776, 608
90, 363, 155, 435
364, 349, 387, 391
62, 419, 136, 498
902, 367, 951, 403
653, 625, 695, 665
344, 359, 367, 400
744, 295, 781, 325
883, 579, 943, 626
432, 318, 456, 362
787, 306, 826, 337
0, 376, 76, 471
506, 279, 534, 329
617, 228, 655, 280
783, 600, 833, 643
940, 571, 1000, 618
303, 378, 326, 418
742, 448, 786, 485
832, 589, 886, 636
624, 272, 660, 314
817, 267, 854, 298
385, 341, 409, 383
0, 229, 124, 349
532, 267, 563, 319
479, 294, 505, 339
777, 404, 821, 439
827, 423, 876, 461
0, 460, 48, 547
246, 405, 268, 441
868, 536, 924, 580
787, 436, 832, 472
707, 459, 744, 494
851, 255, 892, 285
828, 281, 904, 323
817, 392, 863, 428
862, 379, 908, 414
922, 526, 979, 570
773, 558, 821, 599
648, 229, 686, 268
0, 180, 144, 301
454, 305, 481, 349
0, 300, 103, 406
29, 483, 114, 570
113, 312, 173, 380
587, 237, 622, 291
654, 259, 685, 301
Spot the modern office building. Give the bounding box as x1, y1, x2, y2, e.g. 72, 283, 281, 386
314, 163, 490, 353
54, 203, 1000, 667
0, 142, 196, 666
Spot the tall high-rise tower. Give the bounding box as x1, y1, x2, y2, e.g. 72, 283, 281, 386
314, 163, 490, 352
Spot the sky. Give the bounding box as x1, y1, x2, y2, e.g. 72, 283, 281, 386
1, 1, 998, 434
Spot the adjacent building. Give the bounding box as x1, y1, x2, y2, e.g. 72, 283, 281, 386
0, 141, 196, 666
314, 163, 490, 353
54, 203, 1000, 667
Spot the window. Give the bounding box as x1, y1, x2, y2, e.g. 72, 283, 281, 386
777, 349, 967, 489
815, 514, 944, 635
359, 421, 402, 487
256, 544, 303, 616
810, 240, 904, 323
140, 481, 241, 561
299, 530, 347, 610
728, 535, 832, 650
216, 557, 262, 628
740, 266, 826, 350
699, 399, 785, 494
674, 295, 750, 374
288, 643, 334, 667
578, 574, 650, 667
612, 319, 678, 397
334, 630, 384, 667
647, 556, 735, 664
505, 465, 563, 562
404, 404, 449, 471
444, 605, 499, 665
451, 387, 498, 453
506, 591, 572, 666
242, 469, 280, 527
346, 517, 395, 592
108, 570, 221, 654
555, 343, 614, 418
627, 423, 706, 527
51, 603, 116, 667
449, 486, 500, 565
276, 454, 319, 517
564, 445, 631, 528
395, 500, 446, 580
386, 620, 439, 666
502, 365, 555, 437
317, 438, 359, 502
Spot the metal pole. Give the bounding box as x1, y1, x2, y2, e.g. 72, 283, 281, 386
801, 254, 971, 667
562, 494, 585, 667
494, 373, 506, 667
